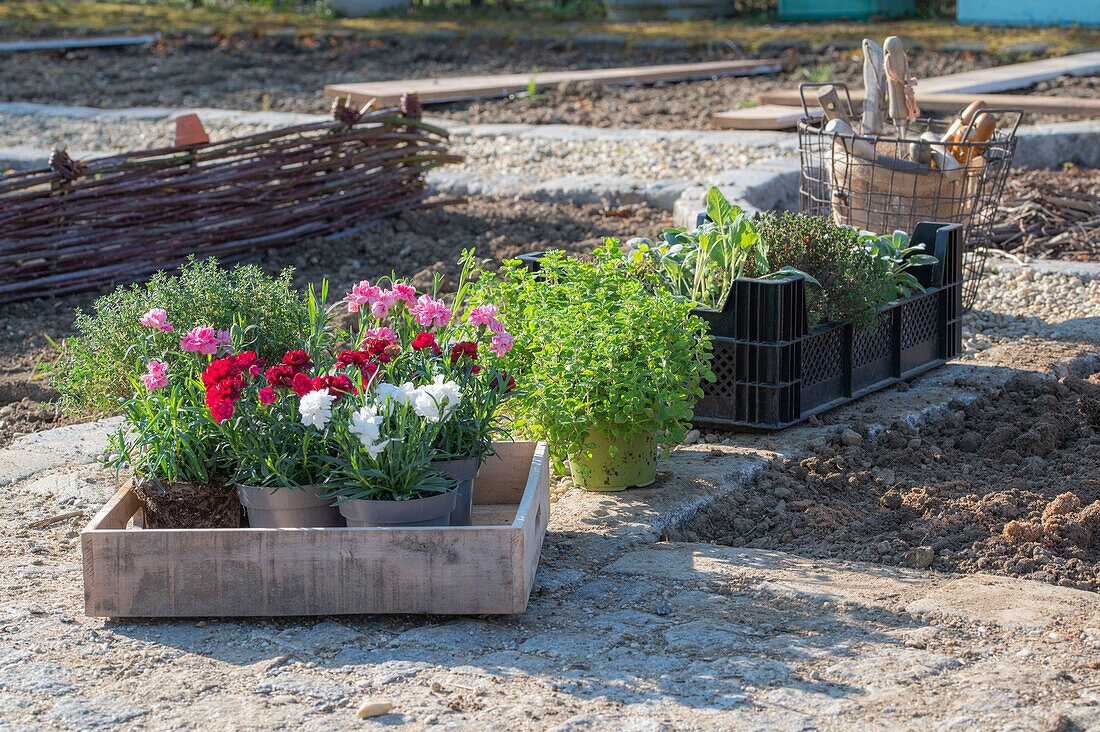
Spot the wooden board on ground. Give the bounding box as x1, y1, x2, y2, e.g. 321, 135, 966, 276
756, 90, 1100, 118
81, 441, 550, 617
917, 51, 1100, 94
712, 51, 1100, 131
0, 34, 160, 53
325, 59, 783, 106
712, 104, 822, 130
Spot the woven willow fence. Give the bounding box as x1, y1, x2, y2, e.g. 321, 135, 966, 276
0, 102, 461, 303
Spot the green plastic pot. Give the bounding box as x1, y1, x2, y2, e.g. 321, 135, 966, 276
567, 430, 657, 492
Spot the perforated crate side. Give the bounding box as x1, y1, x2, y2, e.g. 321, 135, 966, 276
799, 325, 845, 414
699, 276, 807, 343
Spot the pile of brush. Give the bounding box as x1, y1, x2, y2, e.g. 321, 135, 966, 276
990, 166, 1100, 260
0, 98, 461, 304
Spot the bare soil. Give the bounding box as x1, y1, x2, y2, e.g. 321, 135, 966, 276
672, 365, 1100, 592
0, 197, 670, 446
1, 35, 1005, 128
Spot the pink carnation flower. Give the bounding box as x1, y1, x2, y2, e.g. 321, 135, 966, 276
371, 289, 397, 320
489, 332, 514, 357
180, 326, 220, 355
391, 282, 417, 306
344, 280, 382, 313
410, 295, 452, 328
361, 327, 397, 343
140, 360, 169, 391
139, 308, 174, 332
467, 304, 499, 328
214, 330, 232, 351
488, 319, 507, 335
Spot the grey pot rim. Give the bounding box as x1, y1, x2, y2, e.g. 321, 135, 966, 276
236, 482, 335, 510
337, 490, 456, 523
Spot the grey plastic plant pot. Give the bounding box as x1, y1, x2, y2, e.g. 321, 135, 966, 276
236, 484, 345, 528
339, 491, 457, 528
431, 458, 480, 527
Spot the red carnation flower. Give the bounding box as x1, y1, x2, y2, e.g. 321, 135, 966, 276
210, 399, 234, 424
336, 350, 369, 369
233, 351, 265, 372
489, 372, 517, 394
310, 374, 357, 401
282, 350, 314, 371
449, 341, 479, 363
291, 372, 315, 397
411, 331, 441, 355
258, 387, 277, 405
265, 364, 296, 389
201, 357, 241, 390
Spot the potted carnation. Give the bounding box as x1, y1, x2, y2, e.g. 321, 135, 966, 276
106, 313, 242, 527
328, 262, 518, 525
469, 243, 713, 491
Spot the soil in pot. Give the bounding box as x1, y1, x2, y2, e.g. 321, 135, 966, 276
568, 430, 657, 492
236, 484, 344, 528
339, 491, 457, 528
133, 480, 241, 529
430, 458, 479, 526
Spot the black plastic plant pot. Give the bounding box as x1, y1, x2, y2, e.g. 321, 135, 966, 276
691, 221, 963, 430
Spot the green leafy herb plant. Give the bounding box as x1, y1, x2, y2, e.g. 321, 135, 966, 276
467, 242, 714, 468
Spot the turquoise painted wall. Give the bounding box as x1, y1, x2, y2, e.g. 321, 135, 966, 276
777, 0, 913, 21
958, 0, 1100, 27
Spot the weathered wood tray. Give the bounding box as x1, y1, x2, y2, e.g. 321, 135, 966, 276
81, 441, 549, 617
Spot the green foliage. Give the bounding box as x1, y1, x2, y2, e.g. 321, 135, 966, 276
103, 347, 228, 489
857, 229, 939, 299
468, 242, 713, 463
626, 187, 818, 309
52, 258, 310, 416
751, 212, 896, 329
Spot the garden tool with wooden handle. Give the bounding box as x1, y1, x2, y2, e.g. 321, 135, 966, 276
954, 112, 996, 164
883, 36, 919, 140
919, 131, 963, 182
825, 118, 876, 160
815, 85, 852, 124
861, 39, 887, 136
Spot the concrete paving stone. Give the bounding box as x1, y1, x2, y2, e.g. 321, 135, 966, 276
42, 695, 147, 729
519, 631, 624, 658
0, 662, 74, 695
0, 448, 73, 487
256, 673, 355, 702
10, 416, 123, 460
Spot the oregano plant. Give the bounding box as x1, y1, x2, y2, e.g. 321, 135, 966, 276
468, 242, 714, 464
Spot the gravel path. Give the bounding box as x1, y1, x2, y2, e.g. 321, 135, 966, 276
0, 109, 791, 182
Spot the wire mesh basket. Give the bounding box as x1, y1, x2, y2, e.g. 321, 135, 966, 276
796, 83, 1020, 310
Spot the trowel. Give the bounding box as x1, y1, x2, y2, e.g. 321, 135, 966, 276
860, 39, 887, 136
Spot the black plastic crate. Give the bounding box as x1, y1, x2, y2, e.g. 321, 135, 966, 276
693, 221, 963, 429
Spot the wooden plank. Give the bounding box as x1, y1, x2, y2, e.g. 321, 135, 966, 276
513, 443, 550, 613
757, 89, 1100, 117
918, 52, 1100, 94
0, 35, 160, 53
325, 59, 783, 107
712, 104, 823, 130
81, 441, 549, 617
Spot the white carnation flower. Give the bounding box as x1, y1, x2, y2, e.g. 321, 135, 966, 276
298, 389, 335, 431
374, 381, 417, 412
412, 376, 462, 423
350, 405, 389, 458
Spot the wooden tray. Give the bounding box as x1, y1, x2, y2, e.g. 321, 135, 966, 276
81, 441, 549, 617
